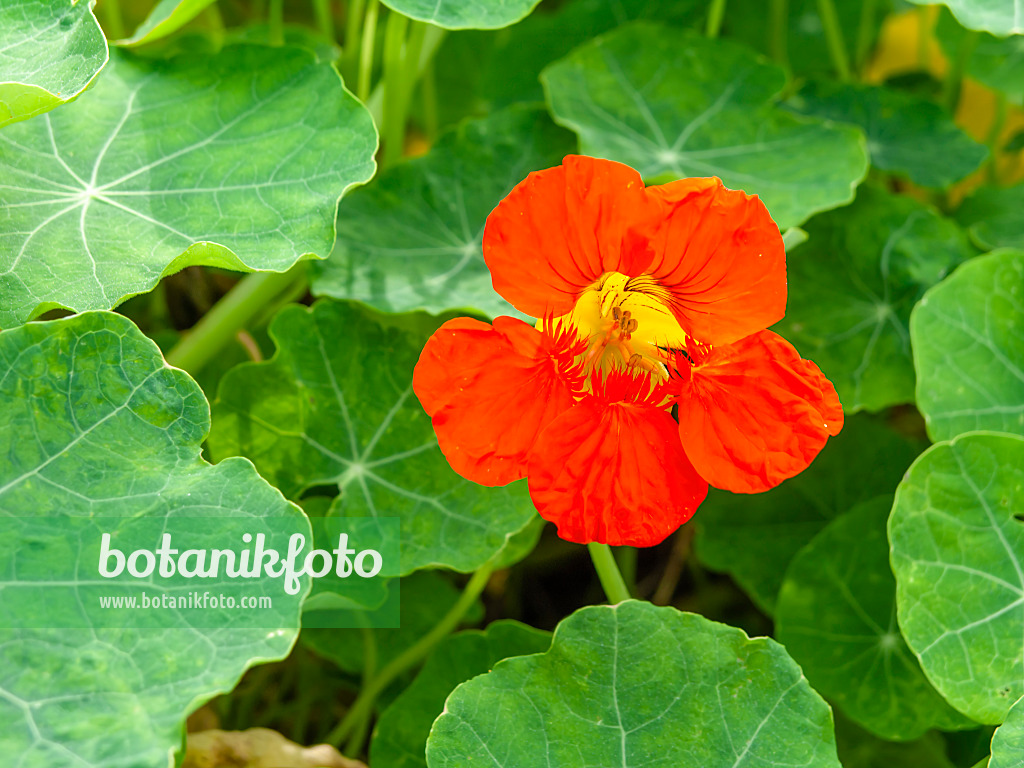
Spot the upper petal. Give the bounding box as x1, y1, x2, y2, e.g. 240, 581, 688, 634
482, 155, 658, 318
413, 316, 580, 486
673, 330, 844, 494
644, 177, 787, 345
527, 397, 708, 547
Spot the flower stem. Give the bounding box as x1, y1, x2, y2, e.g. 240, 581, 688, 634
706, 0, 727, 38
382, 10, 411, 166
164, 265, 307, 375
769, 0, 789, 67
97, 0, 125, 40
327, 564, 494, 751
312, 0, 335, 41
943, 29, 979, 114
341, 0, 366, 84
816, 0, 850, 81
357, 0, 380, 103
269, 0, 284, 45
853, 0, 877, 75
588, 543, 631, 604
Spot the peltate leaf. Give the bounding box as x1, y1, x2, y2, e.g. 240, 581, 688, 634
696, 414, 925, 613
120, 0, 218, 47
310, 107, 574, 318
0, 311, 306, 768
776, 497, 974, 740
834, 715, 957, 768
911, 250, 1024, 441
902, 0, 1024, 36
956, 184, 1024, 251
208, 299, 540, 575
370, 620, 551, 768
777, 185, 974, 413
786, 81, 987, 188
889, 432, 1024, 724
936, 8, 1024, 106
0, 45, 377, 326
379, 0, 541, 30
540, 22, 868, 229
992, 695, 1024, 768
0, 0, 107, 128
426, 601, 842, 768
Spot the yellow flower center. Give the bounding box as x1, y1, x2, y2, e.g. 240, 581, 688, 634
542, 272, 689, 383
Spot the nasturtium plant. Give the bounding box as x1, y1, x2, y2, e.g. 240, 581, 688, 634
541, 22, 869, 229
776, 496, 973, 741
5, 0, 1024, 765
427, 601, 843, 768
0, 311, 307, 767
0, 44, 376, 326
890, 432, 1024, 725
777, 185, 974, 413
209, 299, 539, 574
911, 250, 1024, 441
0, 0, 107, 128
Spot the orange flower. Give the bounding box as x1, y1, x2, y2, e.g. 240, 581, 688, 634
413, 156, 843, 547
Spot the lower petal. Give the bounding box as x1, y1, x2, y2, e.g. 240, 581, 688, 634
675, 330, 844, 494
527, 399, 708, 547
413, 317, 578, 486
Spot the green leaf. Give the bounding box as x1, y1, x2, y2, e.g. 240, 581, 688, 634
786, 81, 987, 188
902, 0, 1023, 36
209, 299, 540, 575
0, 0, 107, 129
936, 8, 1024, 106
911, 250, 1024, 442
0, 45, 377, 327
0, 311, 306, 767
696, 414, 925, 613
777, 185, 974, 413
370, 620, 551, 768
380, 0, 541, 30
956, 185, 1024, 252
120, 0, 217, 47
540, 22, 868, 229
889, 432, 1024, 725
311, 107, 574, 318
834, 715, 957, 768
776, 497, 973, 740
991, 695, 1024, 768
426, 601, 841, 768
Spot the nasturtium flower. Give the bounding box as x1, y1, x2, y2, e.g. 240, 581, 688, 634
413, 156, 843, 547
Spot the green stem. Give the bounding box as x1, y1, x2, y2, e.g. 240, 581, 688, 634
705, 0, 727, 38
381, 11, 410, 167
816, 0, 851, 81
588, 543, 631, 604
313, 0, 335, 41
342, 0, 367, 85
165, 266, 306, 375
357, 0, 380, 103
97, 0, 125, 40
943, 29, 979, 114
614, 547, 638, 595
269, 0, 284, 45
328, 564, 494, 750
917, 5, 930, 69
769, 0, 788, 67
854, 0, 877, 75
342, 627, 379, 756
986, 93, 1008, 183
421, 58, 438, 141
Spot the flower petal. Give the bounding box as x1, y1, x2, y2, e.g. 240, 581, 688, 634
413, 317, 579, 486
673, 330, 844, 494
527, 398, 708, 547
483, 155, 657, 318
644, 177, 787, 346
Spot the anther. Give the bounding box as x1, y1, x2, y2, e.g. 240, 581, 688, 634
612, 306, 622, 322
626, 318, 638, 333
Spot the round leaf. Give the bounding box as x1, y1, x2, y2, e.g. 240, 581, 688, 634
427, 601, 842, 768
889, 432, 1024, 724
778, 185, 974, 413
311, 107, 574, 318
992, 695, 1024, 768
209, 299, 539, 575
901, 0, 1024, 36
0, 0, 107, 128
370, 620, 551, 768
0, 311, 306, 768
911, 250, 1024, 442
956, 185, 1024, 252
120, 0, 218, 47
0, 45, 377, 326
696, 414, 926, 613
776, 497, 973, 740
540, 22, 868, 229
786, 81, 987, 189
380, 0, 541, 30
936, 9, 1024, 106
